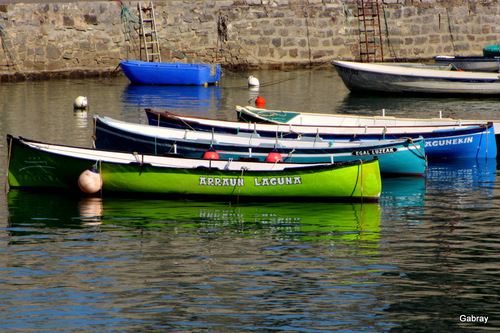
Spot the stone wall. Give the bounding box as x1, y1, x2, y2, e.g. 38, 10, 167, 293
1, 0, 500, 80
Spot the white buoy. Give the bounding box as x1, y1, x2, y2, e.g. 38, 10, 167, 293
74, 96, 88, 109
78, 168, 102, 194
248, 75, 260, 86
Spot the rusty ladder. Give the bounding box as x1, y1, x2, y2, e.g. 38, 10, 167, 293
138, 1, 161, 62
357, 0, 384, 62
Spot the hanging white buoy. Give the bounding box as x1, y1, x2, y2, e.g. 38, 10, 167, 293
74, 96, 88, 109
248, 75, 260, 86
78, 167, 102, 194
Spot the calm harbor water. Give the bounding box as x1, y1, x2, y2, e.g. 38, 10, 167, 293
1, 68, 500, 332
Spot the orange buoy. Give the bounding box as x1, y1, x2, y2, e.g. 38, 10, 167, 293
266, 149, 282, 163
203, 148, 220, 160
78, 168, 103, 194
255, 95, 266, 108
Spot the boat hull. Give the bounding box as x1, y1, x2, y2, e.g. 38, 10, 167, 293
94, 116, 427, 177
333, 60, 500, 95
236, 105, 500, 156
7, 136, 381, 201
146, 108, 496, 160
483, 45, 500, 57
434, 56, 500, 72
120, 60, 221, 85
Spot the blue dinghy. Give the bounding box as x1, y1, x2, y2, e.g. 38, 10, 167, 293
120, 60, 221, 86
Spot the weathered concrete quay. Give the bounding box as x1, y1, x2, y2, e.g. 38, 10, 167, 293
1, 0, 500, 81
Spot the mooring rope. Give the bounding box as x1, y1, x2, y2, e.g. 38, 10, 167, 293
231, 167, 247, 205
5, 137, 13, 193
350, 159, 364, 201
98, 160, 103, 197
0, 24, 29, 79
92, 118, 97, 149
397, 137, 426, 159
360, 159, 363, 201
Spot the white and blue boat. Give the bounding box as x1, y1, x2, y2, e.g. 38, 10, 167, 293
120, 60, 221, 85
434, 55, 500, 72
145, 109, 497, 160
93, 116, 428, 177
332, 60, 500, 95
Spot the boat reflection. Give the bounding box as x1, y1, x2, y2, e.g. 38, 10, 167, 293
379, 158, 497, 208
7, 190, 381, 245
380, 177, 426, 208
122, 84, 221, 114
426, 158, 497, 191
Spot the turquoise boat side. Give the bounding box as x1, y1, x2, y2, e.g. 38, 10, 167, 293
210, 140, 427, 177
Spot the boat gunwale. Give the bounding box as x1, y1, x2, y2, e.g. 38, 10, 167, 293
332, 60, 500, 80
96, 116, 428, 155
145, 108, 493, 135
10, 135, 379, 174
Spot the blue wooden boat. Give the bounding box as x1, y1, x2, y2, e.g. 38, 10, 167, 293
120, 60, 222, 85
93, 116, 427, 177
145, 109, 497, 160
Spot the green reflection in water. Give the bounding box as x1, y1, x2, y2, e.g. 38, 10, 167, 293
8, 190, 381, 246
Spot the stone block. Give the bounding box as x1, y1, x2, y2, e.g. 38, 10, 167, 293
272, 37, 281, 47
63, 15, 74, 27
84, 14, 98, 25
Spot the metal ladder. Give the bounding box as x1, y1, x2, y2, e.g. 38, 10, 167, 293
357, 0, 384, 62
138, 2, 161, 62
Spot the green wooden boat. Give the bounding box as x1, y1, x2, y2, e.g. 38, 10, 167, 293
6, 135, 382, 202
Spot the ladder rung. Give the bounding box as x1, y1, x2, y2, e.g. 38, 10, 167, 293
139, 2, 161, 62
